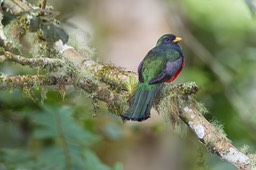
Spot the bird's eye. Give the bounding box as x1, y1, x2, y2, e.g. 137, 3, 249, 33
165, 38, 170, 41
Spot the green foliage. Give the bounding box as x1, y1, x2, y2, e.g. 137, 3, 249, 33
32, 106, 99, 144
182, 0, 255, 44
0, 148, 35, 169
124, 75, 138, 95
28, 10, 69, 46
0, 104, 120, 170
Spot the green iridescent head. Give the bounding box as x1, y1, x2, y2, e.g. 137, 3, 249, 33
156, 34, 182, 46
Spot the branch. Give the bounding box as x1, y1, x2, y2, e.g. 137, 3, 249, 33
1, 0, 255, 169
54, 40, 130, 113
181, 104, 250, 169
2, 0, 32, 15
0, 74, 71, 89
0, 51, 64, 68
158, 85, 251, 169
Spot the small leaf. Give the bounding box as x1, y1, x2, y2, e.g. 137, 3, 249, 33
31, 108, 59, 139
42, 23, 69, 46
29, 16, 41, 32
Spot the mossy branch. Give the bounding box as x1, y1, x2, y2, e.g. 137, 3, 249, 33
158, 86, 252, 169
0, 74, 72, 89
1, 0, 255, 169
0, 50, 64, 68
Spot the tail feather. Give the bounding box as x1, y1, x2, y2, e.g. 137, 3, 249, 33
121, 83, 161, 121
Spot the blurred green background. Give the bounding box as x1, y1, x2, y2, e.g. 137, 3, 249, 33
0, 0, 256, 169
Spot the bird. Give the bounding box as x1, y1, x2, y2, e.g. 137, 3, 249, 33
121, 34, 184, 121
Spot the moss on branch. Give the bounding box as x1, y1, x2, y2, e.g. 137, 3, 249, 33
0, 74, 72, 89
0, 50, 64, 68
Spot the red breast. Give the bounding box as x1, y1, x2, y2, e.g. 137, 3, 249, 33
165, 59, 185, 83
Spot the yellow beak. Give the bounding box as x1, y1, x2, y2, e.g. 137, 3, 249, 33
173, 37, 182, 43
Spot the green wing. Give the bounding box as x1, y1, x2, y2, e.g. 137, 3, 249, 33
140, 46, 180, 83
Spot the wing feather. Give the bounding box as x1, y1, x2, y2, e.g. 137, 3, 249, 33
148, 57, 183, 84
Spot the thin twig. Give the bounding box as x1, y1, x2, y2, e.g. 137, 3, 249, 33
0, 51, 65, 68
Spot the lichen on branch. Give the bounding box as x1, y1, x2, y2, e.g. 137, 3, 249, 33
0, 74, 71, 89
0, 49, 64, 68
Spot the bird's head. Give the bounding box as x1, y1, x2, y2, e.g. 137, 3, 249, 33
156, 34, 182, 46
